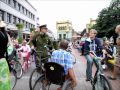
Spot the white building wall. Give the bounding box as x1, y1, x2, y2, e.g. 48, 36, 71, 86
0, 1, 36, 26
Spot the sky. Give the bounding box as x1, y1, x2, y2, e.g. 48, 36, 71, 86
28, 0, 111, 34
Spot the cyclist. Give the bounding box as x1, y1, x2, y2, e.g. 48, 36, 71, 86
32, 25, 53, 66
0, 21, 11, 90
50, 40, 77, 90
18, 40, 31, 70
84, 29, 103, 81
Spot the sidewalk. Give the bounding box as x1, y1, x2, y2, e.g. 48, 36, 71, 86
72, 48, 120, 90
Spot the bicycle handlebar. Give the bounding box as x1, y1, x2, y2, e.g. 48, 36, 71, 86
89, 51, 102, 60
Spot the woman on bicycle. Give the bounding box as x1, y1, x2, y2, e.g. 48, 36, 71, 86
0, 21, 11, 90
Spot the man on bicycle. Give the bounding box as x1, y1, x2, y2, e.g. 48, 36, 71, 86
32, 25, 53, 67
84, 29, 103, 81
50, 40, 77, 89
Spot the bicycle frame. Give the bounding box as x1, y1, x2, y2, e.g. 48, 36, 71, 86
89, 51, 104, 84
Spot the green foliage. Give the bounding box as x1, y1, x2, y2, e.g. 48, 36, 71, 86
16, 23, 24, 30
30, 28, 35, 32
16, 23, 24, 40
93, 0, 120, 38
18, 37, 23, 44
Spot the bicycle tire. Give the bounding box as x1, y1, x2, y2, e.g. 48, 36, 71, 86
62, 79, 73, 90
33, 75, 46, 90
29, 67, 41, 90
14, 61, 23, 79
93, 75, 112, 90
11, 69, 17, 90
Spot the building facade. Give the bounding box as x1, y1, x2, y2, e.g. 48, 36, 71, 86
86, 18, 96, 33
56, 20, 73, 40
0, 0, 39, 37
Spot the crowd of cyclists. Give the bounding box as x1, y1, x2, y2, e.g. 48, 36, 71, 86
1, 17, 120, 90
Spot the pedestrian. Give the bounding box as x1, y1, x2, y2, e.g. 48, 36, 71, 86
32, 24, 53, 67
102, 39, 116, 69
108, 24, 120, 80
0, 21, 11, 90
84, 29, 103, 81
108, 36, 120, 80
50, 40, 77, 90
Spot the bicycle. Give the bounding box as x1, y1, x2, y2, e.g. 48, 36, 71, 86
8, 50, 23, 79
33, 49, 76, 90
29, 50, 51, 90
9, 61, 17, 90
33, 62, 74, 90
8, 45, 23, 79
18, 50, 30, 73
89, 51, 112, 90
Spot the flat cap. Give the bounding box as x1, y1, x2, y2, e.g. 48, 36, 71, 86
39, 24, 47, 29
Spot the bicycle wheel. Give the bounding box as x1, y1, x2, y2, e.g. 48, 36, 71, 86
29, 67, 41, 90
62, 79, 73, 90
13, 61, 23, 79
10, 69, 17, 90
93, 75, 112, 90
33, 75, 46, 90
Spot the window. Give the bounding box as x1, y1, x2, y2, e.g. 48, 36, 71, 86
31, 14, 33, 19
22, 7, 24, 13
59, 34, 62, 39
8, 0, 11, 4
63, 34, 66, 39
58, 26, 67, 30
33, 15, 35, 20
13, 0, 16, 8
26, 10, 28, 15
28, 12, 30, 17
13, 16, 16, 24
18, 3, 21, 11
23, 20, 25, 24
28, 23, 30, 28
26, 22, 28, 28
0, 10, 4, 21
18, 18, 20, 23
24, 9, 26, 15
7, 13, 11, 23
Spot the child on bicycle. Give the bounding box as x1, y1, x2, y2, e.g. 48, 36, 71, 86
18, 40, 31, 69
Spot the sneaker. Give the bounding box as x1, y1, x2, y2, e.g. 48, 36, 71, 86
107, 76, 117, 80
86, 78, 91, 81
28, 61, 31, 64
102, 64, 107, 69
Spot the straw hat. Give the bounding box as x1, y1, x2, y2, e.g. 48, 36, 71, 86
0, 20, 6, 28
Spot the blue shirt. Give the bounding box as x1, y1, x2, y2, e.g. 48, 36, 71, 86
49, 49, 74, 75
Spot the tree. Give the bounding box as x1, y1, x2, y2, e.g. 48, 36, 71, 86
30, 28, 35, 33
92, 0, 120, 38
16, 23, 24, 43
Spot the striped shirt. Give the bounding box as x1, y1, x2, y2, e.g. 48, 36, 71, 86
49, 49, 74, 75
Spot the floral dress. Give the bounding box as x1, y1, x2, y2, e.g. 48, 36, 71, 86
0, 58, 11, 90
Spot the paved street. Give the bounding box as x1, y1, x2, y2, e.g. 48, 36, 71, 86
14, 48, 120, 90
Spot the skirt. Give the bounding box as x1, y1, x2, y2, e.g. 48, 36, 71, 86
0, 58, 11, 90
